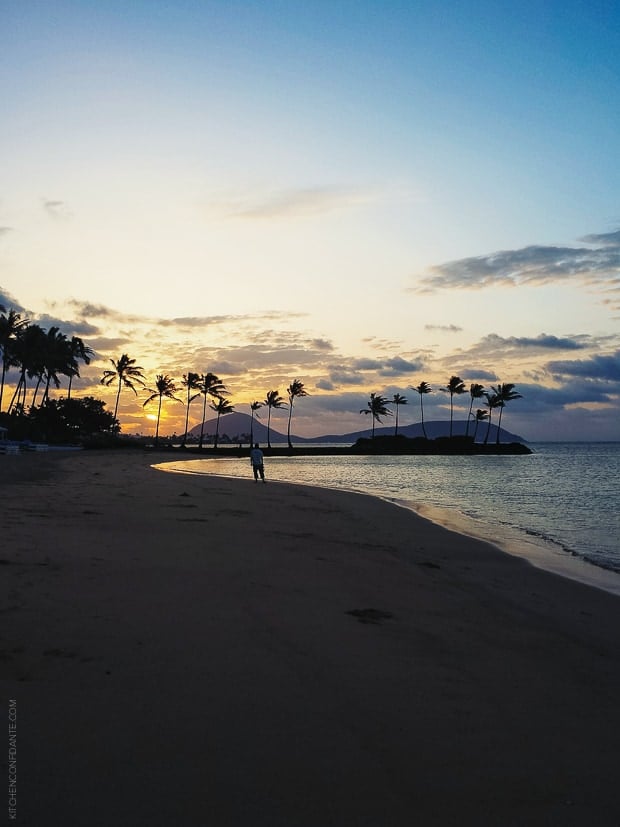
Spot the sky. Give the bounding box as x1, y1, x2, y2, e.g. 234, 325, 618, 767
1, 0, 619, 441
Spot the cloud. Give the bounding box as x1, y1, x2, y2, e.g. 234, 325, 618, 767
425, 324, 463, 333
0, 227, 12, 237
43, 199, 72, 220
546, 351, 620, 382
380, 356, 424, 375
34, 313, 100, 337
413, 230, 620, 306
0, 286, 25, 312
217, 186, 377, 220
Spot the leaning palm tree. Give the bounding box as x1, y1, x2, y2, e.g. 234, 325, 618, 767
286, 379, 309, 449
209, 396, 235, 449
465, 383, 485, 438
249, 400, 263, 444
143, 374, 182, 446
471, 409, 489, 443
40, 326, 70, 405
360, 392, 392, 439
0, 308, 29, 412
181, 372, 202, 446
483, 391, 501, 444
441, 375, 467, 437
391, 393, 408, 436
197, 372, 227, 448
489, 383, 523, 444
263, 389, 287, 449
101, 353, 146, 424
411, 381, 432, 439
66, 336, 95, 400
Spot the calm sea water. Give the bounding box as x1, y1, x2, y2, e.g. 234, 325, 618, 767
158, 443, 620, 594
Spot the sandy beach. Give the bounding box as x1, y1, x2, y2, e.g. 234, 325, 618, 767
2, 449, 620, 827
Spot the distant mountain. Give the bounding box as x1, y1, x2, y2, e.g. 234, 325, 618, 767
187, 412, 295, 444
187, 412, 525, 445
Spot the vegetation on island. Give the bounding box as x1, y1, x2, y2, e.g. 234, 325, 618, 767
0, 305, 526, 453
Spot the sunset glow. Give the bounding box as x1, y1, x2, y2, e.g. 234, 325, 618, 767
1, 1, 619, 440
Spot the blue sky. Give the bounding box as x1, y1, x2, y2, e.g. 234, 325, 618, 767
1, 0, 619, 439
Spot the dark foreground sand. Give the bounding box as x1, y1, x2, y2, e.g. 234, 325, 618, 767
2, 449, 620, 827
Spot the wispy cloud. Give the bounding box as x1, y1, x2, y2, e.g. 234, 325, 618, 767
425, 324, 463, 333
413, 230, 620, 308
215, 186, 377, 220
43, 199, 72, 220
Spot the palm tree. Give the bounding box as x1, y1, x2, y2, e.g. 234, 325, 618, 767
286, 379, 309, 449
360, 392, 392, 439
471, 409, 489, 442
391, 393, 407, 436
489, 383, 523, 444
483, 391, 501, 444
465, 383, 486, 438
7, 323, 46, 413
411, 381, 432, 439
100, 353, 146, 424
263, 389, 287, 449
441, 375, 466, 437
0, 309, 29, 412
249, 400, 263, 444
181, 372, 202, 446
40, 327, 70, 405
209, 396, 235, 448
197, 372, 227, 448
143, 375, 182, 446
66, 336, 94, 400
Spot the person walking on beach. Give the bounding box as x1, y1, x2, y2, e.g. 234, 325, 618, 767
250, 443, 266, 483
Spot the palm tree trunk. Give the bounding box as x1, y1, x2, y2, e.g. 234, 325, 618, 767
182, 396, 191, 446
287, 405, 293, 449
484, 411, 493, 444
214, 412, 221, 449
465, 400, 473, 437
155, 396, 162, 446
113, 378, 122, 422
495, 406, 504, 445
199, 395, 207, 449
267, 408, 272, 449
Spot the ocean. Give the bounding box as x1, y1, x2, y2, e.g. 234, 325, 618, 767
158, 442, 620, 595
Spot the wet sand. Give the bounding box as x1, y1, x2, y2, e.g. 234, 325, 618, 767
2, 449, 620, 826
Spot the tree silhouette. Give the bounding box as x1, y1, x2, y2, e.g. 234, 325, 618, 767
209, 396, 235, 449
441, 375, 466, 437
286, 379, 309, 449
465, 383, 485, 438
181, 372, 201, 446
101, 353, 146, 424
489, 383, 522, 444
471, 409, 489, 442
263, 389, 287, 449
391, 393, 407, 436
197, 373, 227, 449
249, 400, 263, 444
0, 309, 29, 412
66, 336, 94, 400
360, 392, 392, 439
483, 391, 501, 444
143, 374, 182, 446
7, 322, 46, 413
411, 381, 432, 439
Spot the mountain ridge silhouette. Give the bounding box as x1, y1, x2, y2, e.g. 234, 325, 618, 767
187, 412, 525, 444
